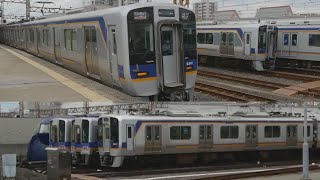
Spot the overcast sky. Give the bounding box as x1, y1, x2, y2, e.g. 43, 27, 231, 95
2, 0, 320, 20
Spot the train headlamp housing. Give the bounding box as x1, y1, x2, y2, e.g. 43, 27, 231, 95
137, 72, 149, 77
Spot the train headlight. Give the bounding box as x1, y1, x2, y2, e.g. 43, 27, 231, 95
186, 66, 193, 70
137, 72, 148, 77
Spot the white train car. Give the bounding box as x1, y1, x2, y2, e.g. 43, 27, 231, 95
268, 19, 320, 69
49, 118, 74, 150
97, 113, 319, 167
0, 2, 197, 101
71, 117, 99, 167
197, 23, 277, 71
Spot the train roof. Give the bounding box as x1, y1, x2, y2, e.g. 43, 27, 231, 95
100, 114, 318, 122
197, 23, 270, 29
5, 2, 189, 27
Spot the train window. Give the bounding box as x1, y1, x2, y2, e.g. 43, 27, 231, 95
234, 35, 241, 47
112, 29, 117, 54
199, 126, 205, 140
213, 33, 220, 45
29, 29, 34, 43
128, 127, 132, 139
207, 126, 212, 139
146, 126, 152, 141
303, 126, 311, 137
228, 33, 234, 45
161, 30, 173, 56
170, 126, 191, 140
51, 126, 58, 142
110, 118, 119, 143
292, 34, 297, 46
82, 120, 89, 143
64, 29, 77, 51
258, 26, 267, 50
197, 33, 205, 44
155, 126, 160, 140
264, 126, 281, 138
283, 34, 289, 46
221, 33, 227, 46
220, 126, 239, 139
58, 120, 65, 142
39, 124, 49, 134
308, 34, 320, 47
105, 127, 110, 139
206, 33, 213, 44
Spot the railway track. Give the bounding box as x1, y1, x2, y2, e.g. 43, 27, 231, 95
73, 161, 320, 179
275, 67, 320, 77
197, 70, 320, 99
195, 81, 275, 102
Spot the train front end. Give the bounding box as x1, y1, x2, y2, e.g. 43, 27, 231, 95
124, 4, 197, 101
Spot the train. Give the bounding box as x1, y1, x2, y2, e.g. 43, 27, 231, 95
46, 112, 320, 168
0, 2, 198, 101
197, 18, 320, 71
197, 23, 277, 71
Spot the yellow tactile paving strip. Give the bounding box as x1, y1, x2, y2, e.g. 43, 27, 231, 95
1, 45, 111, 102
274, 80, 320, 96
72, 174, 103, 180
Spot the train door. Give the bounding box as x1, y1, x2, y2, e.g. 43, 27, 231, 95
245, 125, 258, 148
220, 32, 228, 54
244, 32, 251, 56
85, 26, 100, 78
103, 119, 110, 152
108, 26, 121, 87
199, 125, 213, 150
145, 125, 161, 152
161, 25, 182, 88
126, 125, 134, 152
286, 125, 298, 146
53, 28, 62, 64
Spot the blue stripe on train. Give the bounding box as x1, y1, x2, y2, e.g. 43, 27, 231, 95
71, 142, 98, 148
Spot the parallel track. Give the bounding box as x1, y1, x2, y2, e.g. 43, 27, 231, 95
197, 70, 320, 99
195, 82, 275, 102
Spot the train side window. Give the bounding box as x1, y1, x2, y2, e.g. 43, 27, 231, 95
206, 33, 213, 44
65, 29, 77, 51
128, 126, 132, 139
309, 34, 320, 47
213, 33, 220, 45
58, 120, 65, 142
170, 126, 191, 140
264, 126, 281, 138
220, 126, 239, 139
197, 33, 205, 44
292, 34, 297, 46
303, 126, 311, 137
283, 34, 289, 46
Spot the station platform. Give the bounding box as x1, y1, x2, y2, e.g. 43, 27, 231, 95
0, 45, 144, 102
274, 81, 320, 96
243, 170, 320, 180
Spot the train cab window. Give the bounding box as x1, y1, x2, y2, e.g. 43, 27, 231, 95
39, 124, 49, 134
292, 34, 298, 46
220, 126, 239, 139
283, 34, 289, 46
264, 126, 281, 138
258, 26, 267, 50
65, 29, 77, 51
97, 120, 103, 141
82, 120, 89, 143
128, 126, 132, 138
170, 126, 191, 140
72, 126, 81, 143
110, 118, 119, 143
303, 126, 311, 137
161, 31, 173, 56
58, 120, 65, 142
309, 34, 320, 47
51, 125, 58, 142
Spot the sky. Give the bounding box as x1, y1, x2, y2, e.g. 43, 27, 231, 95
2, 0, 320, 21
0, 102, 19, 113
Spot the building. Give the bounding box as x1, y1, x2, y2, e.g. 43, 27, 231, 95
193, 0, 217, 21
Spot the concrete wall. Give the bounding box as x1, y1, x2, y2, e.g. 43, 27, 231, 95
0, 118, 42, 157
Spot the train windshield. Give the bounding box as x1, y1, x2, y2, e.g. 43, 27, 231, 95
180, 8, 197, 59
258, 26, 267, 53
128, 7, 155, 65
39, 124, 49, 134
82, 120, 89, 143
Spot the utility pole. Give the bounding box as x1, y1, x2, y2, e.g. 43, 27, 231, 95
302, 101, 310, 180
26, 0, 30, 20
19, 102, 24, 118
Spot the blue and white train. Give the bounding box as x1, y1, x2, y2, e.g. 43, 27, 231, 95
0, 3, 197, 100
